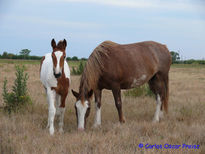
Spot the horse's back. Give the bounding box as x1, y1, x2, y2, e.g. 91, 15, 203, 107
94, 41, 171, 89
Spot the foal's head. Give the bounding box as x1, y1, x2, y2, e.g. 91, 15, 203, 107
71, 89, 93, 131
51, 39, 67, 78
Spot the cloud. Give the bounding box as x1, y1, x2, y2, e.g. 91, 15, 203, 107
59, 0, 203, 11
0, 14, 102, 29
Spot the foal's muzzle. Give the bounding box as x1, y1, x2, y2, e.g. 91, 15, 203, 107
54, 73, 61, 78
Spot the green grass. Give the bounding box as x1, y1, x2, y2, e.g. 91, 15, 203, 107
0, 59, 84, 68
171, 63, 205, 68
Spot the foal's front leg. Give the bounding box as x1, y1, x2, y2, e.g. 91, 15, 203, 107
93, 90, 102, 128
47, 88, 56, 135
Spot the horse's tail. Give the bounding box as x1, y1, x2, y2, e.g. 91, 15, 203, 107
163, 75, 169, 113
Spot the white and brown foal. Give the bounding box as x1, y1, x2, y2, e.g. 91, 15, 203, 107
40, 39, 70, 135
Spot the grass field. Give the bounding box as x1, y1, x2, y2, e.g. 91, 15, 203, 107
0, 60, 205, 154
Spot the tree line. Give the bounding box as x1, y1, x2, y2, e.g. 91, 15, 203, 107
170, 51, 205, 65
1, 49, 204, 64
0, 49, 87, 61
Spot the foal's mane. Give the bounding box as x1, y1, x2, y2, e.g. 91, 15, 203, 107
79, 41, 118, 99
54, 40, 66, 52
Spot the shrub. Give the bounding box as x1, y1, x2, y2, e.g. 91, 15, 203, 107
72, 61, 85, 75
124, 84, 154, 97
2, 65, 31, 114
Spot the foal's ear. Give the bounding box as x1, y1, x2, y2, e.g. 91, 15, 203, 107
51, 39, 56, 49
88, 90, 93, 98
72, 89, 79, 98
63, 39, 67, 48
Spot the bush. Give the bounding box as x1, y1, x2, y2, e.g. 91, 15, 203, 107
72, 61, 85, 75
124, 84, 154, 97
2, 65, 31, 114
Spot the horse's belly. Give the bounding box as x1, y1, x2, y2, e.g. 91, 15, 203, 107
120, 74, 148, 89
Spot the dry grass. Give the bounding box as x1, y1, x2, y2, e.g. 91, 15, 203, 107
0, 63, 205, 154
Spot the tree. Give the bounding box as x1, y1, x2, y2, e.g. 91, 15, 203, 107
19, 49, 31, 59
71, 56, 79, 61
170, 51, 180, 63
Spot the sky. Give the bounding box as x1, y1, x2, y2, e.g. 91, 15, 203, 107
0, 0, 205, 59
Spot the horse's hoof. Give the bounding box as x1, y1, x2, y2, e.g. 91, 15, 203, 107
49, 128, 54, 135
78, 128, 85, 131
120, 117, 126, 123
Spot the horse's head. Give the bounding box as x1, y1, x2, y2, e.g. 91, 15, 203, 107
51, 39, 67, 78
71, 89, 93, 131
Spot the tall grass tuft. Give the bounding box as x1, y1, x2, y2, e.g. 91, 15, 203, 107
2, 65, 32, 114
71, 61, 85, 75
124, 84, 154, 97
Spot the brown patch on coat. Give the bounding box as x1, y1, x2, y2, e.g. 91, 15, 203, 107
51, 69, 69, 107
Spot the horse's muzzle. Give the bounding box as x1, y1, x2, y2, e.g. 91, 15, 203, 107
54, 73, 61, 78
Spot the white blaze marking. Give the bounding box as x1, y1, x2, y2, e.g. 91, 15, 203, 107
153, 94, 161, 122
76, 100, 88, 129
54, 51, 63, 74
131, 74, 147, 87
94, 103, 101, 127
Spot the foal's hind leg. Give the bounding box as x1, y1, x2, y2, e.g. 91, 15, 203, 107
93, 89, 102, 128
112, 89, 125, 123
58, 94, 67, 133
55, 94, 65, 133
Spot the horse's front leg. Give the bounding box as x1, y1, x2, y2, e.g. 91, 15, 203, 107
93, 89, 102, 128
112, 88, 125, 123
47, 88, 56, 135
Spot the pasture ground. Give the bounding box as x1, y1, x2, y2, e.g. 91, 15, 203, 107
0, 60, 205, 154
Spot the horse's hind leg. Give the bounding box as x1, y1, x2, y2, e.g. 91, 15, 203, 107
148, 73, 166, 122
93, 89, 102, 128
112, 88, 125, 123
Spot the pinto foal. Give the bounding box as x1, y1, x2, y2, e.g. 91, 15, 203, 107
40, 39, 70, 135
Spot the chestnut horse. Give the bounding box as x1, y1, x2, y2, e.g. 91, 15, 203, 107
72, 41, 171, 130
40, 39, 70, 135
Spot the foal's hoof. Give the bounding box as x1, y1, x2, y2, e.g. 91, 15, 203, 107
59, 128, 64, 134
152, 118, 159, 123
92, 123, 101, 129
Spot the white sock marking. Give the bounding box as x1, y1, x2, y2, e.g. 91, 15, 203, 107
153, 94, 161, 122
93, 103, 101, 127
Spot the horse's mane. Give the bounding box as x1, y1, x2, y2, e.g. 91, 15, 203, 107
79, 41, 118, 99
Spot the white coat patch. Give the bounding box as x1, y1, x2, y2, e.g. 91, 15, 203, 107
131, 74, 147, 88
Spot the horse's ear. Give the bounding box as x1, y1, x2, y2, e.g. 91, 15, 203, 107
72, 89, 79, 98
88, 89, 93, 98
51, 39, 56, 49
63, 39, 67, 48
